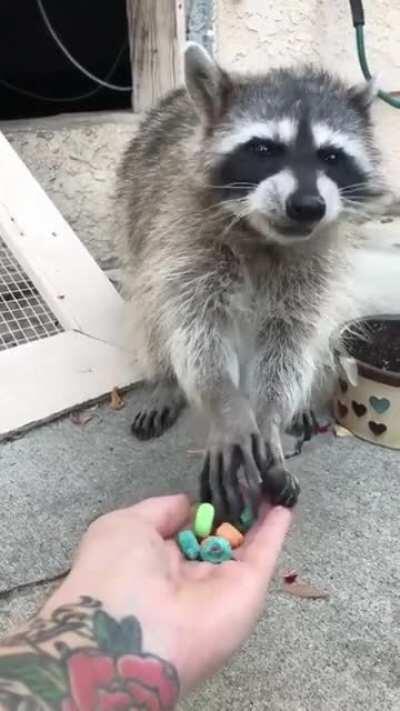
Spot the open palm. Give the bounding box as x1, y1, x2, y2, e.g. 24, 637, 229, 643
45, 494, 292, 697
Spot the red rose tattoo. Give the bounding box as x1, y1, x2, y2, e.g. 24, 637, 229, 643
62, 651, 179, 711
0, 598, 180, 711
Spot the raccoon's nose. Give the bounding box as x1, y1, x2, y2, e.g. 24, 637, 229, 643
286, 193, 326, 223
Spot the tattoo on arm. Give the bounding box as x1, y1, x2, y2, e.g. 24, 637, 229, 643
0, 596, 179, 710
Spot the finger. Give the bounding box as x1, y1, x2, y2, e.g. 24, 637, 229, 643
164, 539, 188, 577
133, 494, 192, 538
238, 506, 293, 576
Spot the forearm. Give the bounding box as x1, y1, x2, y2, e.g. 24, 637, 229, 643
0, 586, 180, 711
0, 496, 292, 710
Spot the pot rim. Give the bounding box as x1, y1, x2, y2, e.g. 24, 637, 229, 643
332, 313, 400, 387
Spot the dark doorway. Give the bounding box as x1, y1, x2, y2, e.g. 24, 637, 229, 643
0, 1, 132, 120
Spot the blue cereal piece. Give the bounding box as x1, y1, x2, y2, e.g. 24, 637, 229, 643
177, 530, 201, 561
194, 502, 215, 539
240, 504, 254, 532
200, 536, 232, 564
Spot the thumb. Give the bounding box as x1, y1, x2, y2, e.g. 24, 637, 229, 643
238, 505, 293, 577
134, 494, 192, 538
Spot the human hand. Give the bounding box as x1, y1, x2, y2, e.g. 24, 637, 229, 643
44, 495, 292, 699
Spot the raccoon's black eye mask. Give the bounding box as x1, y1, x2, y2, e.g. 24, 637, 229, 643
317, 146, 346, 165
213, 137, 287, 196
212, 134, 374, 203
245, 138, 286, 158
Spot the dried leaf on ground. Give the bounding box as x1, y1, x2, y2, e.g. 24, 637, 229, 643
283, 579, 329, 600
333, 423, 353, 438
283, 569, 298, 584
110, 387, 125, 410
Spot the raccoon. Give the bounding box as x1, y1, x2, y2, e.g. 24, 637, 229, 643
115, 43, 385, 518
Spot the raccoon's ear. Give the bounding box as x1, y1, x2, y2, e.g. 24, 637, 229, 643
348, 77, 379, 111
184, 42, 232, 124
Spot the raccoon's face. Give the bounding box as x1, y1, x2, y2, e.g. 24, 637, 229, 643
185, 44, 384, 245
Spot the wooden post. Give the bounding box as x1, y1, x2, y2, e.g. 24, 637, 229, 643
127, 0, 186, 113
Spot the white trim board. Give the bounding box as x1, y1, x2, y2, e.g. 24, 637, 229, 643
0, 130, 141, 439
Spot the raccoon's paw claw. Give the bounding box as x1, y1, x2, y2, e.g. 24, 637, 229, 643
131, 407, 176, 441
199, 433, 265, 525
261, 464, 300, 508
287, 409, 319, 440
285, 409, 320, 459
130, 380, 186, 441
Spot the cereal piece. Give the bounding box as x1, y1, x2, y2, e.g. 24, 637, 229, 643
216, 522, 244, 549
240, 505, 254, 531
200, 536, 232, 564
194, 502, 215, 539
177, 530, 201, 561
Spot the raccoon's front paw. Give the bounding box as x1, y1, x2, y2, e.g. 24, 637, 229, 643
199, 432, 267, 524
261, 462, 300, 508
285, 409, 320, 459
131, 380, 185, 441
286, 409, 319, 441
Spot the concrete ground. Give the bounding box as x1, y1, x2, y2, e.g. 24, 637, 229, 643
0, 393, 399, 710
0, 113, 399, 709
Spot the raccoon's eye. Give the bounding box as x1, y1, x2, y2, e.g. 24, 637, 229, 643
247, 138, 283, 157
318, 147, 343, 164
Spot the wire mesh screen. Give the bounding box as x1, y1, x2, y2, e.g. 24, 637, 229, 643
0, 235, 63, 351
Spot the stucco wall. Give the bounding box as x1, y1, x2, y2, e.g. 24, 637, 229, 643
3, 112, 139, 271
215, 0, 400, 198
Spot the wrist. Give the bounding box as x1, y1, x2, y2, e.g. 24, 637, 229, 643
45, 577, 198, 697
0, 590, 182, 710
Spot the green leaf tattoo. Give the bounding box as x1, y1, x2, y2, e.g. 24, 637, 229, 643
0, 654, 67, 704
93, 609, 143, 656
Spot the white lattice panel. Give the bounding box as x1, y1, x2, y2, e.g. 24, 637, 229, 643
0, 130, 141, 438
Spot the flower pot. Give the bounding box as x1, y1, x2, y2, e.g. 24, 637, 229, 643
333, 315, 400, 450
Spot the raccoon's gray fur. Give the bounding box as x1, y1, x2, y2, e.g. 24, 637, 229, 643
115, 43, 385, 516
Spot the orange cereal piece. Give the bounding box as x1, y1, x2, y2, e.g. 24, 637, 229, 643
216, 522, 244, 549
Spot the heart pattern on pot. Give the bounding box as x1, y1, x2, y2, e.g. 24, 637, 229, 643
351, 401, 367, 417
368, 421, 387, 436
369, 396, 390, 414
339, 378, 348, 394
337, 401, 348, 419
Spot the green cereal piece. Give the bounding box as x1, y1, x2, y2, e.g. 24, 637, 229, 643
177, 530, 201, 561
240, 505, 254, 532
200, 536, 232, 564
194, 502, 215, 539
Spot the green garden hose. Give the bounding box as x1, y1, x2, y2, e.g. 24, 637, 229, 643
350, 0, 400, 109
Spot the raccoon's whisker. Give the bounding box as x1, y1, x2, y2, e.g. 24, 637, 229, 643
339, 182, 385, 196
221, 215, 244, 239
157, 197, 247, 241
341, 197, 375, 211
220, 205, 251, 239
163, 198, 247, 233
342, 202, 374, 215
205, 182, 257, 191
341, 202, 376, 221
339, 189, 369, 198
339, 182, 370, 192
